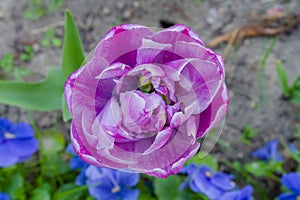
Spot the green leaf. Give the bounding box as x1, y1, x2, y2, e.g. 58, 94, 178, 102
0, 53, 14, 73
154, 176, 192, 200
2, 173, 25, 199
41, 129, 66, 154
0, 68, 65, 111
186, 153, 218, 172
240, 125, 259, 145
245, 160, 283, 177
54, 183, 87, 200
48, 0, 64, 12
31, 183, 51, 200
276, 60, 290, 97
62, 9, 85, 77
43, 153, 70, 177
62, 94, 72, 121
24, 7, 45, 19
52, 38, 62, 47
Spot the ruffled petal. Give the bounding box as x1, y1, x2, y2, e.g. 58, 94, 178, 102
167, 58, 223, 114
143, 128, 173, 155
94, 24, 153, 65
196, 82, 229, 138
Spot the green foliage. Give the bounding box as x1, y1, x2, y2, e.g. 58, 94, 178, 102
24, 0, 64, 19
2, 173, 25, 199
245, 160, 283, 177
0, 53, 14, 73
0, 68, 64, 111
154, 176, 192, 200
62, 9, 85, 77
20, 46, 34, 61
0, 53, 30, 80
41, 129, 66, 154
41, 29, 62, 47
31, 183, 51, 200
240, 125, 259, 145
258, 37, 278, 102
61, 9, 85, 120
186, 152, 218, 172
53, 184, 87, 200
276, 60, 300, 104
295, 124, 300, 139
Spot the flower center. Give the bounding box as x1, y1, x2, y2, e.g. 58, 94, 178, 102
297, 196, 300, 200
111, 185, 121, 193
205, 171, 211, 177
5, 132, 16, 139
139, 76, 154, 93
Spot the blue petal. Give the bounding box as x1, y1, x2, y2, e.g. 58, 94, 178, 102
0, 117, 13, 133
85, 165, 104, 182
10, 122, 34, 139
69, 156, 87, 170
193, 166, 225, 199
278, 193, 299, 200
0, 192, 10, 200
211, 172, 235, 190
75, 168, 87, 186
282, 173, 300, 192
116, 170, 140, 187
221, 185, 253, 200
180, 163, 198, 175
7, 138, 38, 157
66, 143, 76, 154
0, 118, 13, 143
179, 179, 189, 191
87, 183, 115, 200
252, 139, 283, 162
120, 189, 140, 200
0, 142, 18, 167
288, 144, 297, 154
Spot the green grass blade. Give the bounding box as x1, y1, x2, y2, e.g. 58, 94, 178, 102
62, 94, 72, 121
62, 9, 85, 77
276, 60, 290, 97
0, 68, 64, 111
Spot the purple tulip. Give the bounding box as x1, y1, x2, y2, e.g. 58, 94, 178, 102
0, 117, 38, 167
65, 24, 229, 177
278, 172, 300, 200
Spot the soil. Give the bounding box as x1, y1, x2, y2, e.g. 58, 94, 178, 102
1, 0, 300, 197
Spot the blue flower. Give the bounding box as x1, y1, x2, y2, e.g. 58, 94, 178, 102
0, 192, 10, 200
252, 139, 283, 162
85, 165, 140, 200
66, 144, 89, 185
278, 172, 300, 200
180, 164, 236, 199
0, 117, 38, 167
220, 185, 253, 200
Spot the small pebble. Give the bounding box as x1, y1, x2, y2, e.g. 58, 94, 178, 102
117, 1, 125, 10
32, 43, 40, 52
123, 9, 132, 19
102, 7, 111, 16
133, 1, 141, 8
